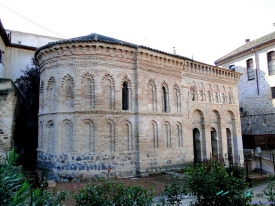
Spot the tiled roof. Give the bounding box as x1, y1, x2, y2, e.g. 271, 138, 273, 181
215, 31, 275, 65
35, 33, 192, 61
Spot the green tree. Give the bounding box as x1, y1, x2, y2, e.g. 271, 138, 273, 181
15, 57, 40, 126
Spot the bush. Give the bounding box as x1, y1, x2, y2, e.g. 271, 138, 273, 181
0, 148, 67, 205
159, 174, 185, 205
226, 165, 246, 179
183, 160, 252, 206
74, 177, 154, 206
264, 175, 275, 204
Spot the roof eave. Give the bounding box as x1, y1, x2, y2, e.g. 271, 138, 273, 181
215, 38, 275, 66
0, 19, 11, 46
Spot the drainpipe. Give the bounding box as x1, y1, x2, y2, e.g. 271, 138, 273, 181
252, 48, 260, 96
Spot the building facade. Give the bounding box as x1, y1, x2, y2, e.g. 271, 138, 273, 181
215, 32, 275, 149
35, 33, 244, 181
0, 19, 61, 163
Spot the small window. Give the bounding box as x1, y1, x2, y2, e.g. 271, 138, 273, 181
271, 87, 275, 99
0, 50, 2, 63
268, 51, 275, 76
229, 65, 235, 71
162, 86, 168, 112
122, 82, 128, 110
247, 59, 255, 80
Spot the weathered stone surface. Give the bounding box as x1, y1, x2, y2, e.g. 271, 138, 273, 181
47, 180, 56, 188
35, 35, 243, 181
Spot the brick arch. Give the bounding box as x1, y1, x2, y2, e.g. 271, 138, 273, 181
164, 121, 172, 148
210, 110, 223, 158
176, 121, 183, 147
150, 120, 159, 149
160, 81, 169, 92
122, 120, 134, 151
81, 72, 96, 109
120, 74, 132, 88
59, 119, 74, 153
61, 74, 74, 87
192, 109, 206, 162
81, 119, 95, 153
46, 77, 56, 111
46, 76, 56, 90
102, 73, 115, 86
106, 119, 116, 152
102, 73, 115, 110
147, 79, 157, 111
188, 104, 206, 119
46, 120, 55, 152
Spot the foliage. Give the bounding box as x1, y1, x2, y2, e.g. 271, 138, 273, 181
15, 57, 40, 126
264, 175, 275, 205
183, 160, 252, 206
159, 174, 185, 206
0, 148, 67, 205
226, 165, 246, 179
74, 177, 154, 206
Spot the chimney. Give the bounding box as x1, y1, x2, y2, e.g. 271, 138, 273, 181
245, 39, 250, 43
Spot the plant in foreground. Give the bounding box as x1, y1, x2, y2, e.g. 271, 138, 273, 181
0, 148, 67, 205
74, 177, 154, 206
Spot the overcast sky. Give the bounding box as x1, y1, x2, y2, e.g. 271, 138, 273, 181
1, 0, 275, 65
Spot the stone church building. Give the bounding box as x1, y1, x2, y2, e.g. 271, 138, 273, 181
35, 33, 243, 180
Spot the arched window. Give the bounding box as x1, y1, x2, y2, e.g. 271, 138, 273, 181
122, 82, 129, 110
152, 122, 158, 148
61, 75, 74, 109
83, 76, 95, 109
229, 65, 235, 71
61, 120, 73, 152
174, 86, 181, 112
165, 123, 171, 148
215, 92, 219, 103
268, 51, 275, 76
83, 121, 95, 153
47, 121, 54, 152
176, 124, 183, 147
148, 80, 157, 111
247, 58, 255, 80
107, 121, 115, 152
162, 86, 168, 112
126, 123, 133, 151
47, 77, 56, 111
103, 75, 115, 110
208, 91, 211, 102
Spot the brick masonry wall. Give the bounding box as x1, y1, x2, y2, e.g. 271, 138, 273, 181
0, 79, 18, 164
36, 42, 243, 181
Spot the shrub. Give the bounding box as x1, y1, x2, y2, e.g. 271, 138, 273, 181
183, 160, 252, 206
264, 175, 275, 204
74, 177, 153, 206
0, 148, 67, 205
159, 174, 185, 205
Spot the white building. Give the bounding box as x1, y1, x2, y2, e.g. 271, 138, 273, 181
215, 31, 275, 149
0, 19, 61, 81
0, 19, 61, 163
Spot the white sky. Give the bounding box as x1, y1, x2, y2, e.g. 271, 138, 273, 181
1, 0, 275, 65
